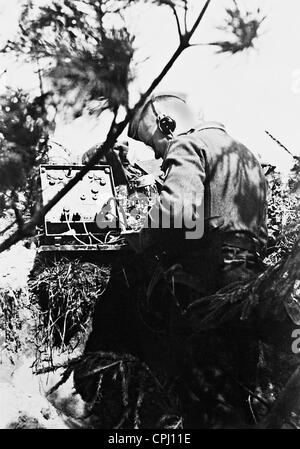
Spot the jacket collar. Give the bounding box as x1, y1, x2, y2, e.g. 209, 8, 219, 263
163, 122, 227, 167
186, 121, 226, 134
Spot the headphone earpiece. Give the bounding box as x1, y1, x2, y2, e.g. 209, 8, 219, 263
157, 114, 176, 137
150, 98, 176, 137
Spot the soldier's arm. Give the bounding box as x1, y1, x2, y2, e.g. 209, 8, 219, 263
137, 136, 207, 252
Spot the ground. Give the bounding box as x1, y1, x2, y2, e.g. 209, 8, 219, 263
0, 242, 91, 429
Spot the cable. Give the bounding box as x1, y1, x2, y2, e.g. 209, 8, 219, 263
65, 215, 89, 246
88, 232, 105, 245
83, 222, 92, 245
104, 231, 113, 243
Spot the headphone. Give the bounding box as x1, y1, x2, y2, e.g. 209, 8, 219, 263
150, 98, 177, 138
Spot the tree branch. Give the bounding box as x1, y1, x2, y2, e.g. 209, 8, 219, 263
186, 0, 211, 42
0, 0, 213, 254
170, 5, 183, 41
183, 0, 188, 34
260, 366, 300, 429
0, 220, 17, 236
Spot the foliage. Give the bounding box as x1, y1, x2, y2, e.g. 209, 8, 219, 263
0, 89, 55, 223
210, 0, 266, 55
47, 27, 135, 117
29, 257, 111, 364
37, 351, 183, 429
265, 164, 300, 266
186, 160, 300, 332
2, 0, 137, 119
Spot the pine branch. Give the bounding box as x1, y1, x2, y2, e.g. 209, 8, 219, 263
260, 366, 300, 429
0, 0, 212, 255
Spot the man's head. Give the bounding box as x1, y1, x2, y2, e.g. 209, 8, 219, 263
128, 94, 196, 159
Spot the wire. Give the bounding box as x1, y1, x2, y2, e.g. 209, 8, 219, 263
247, 394, 258, 425
104, 231, 113, 243
83, 222, 92, 245
65, 215, 89, 246
88, 232, 105, 245
64, 209, 126, 247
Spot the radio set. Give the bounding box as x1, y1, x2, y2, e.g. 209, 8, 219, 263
38, 164, 124, 252
37, 162, 161, 253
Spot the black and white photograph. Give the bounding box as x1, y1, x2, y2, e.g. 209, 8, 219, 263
0, 0, 299, 434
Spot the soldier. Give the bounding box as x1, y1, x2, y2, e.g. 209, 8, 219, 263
127, 93, 268, 298
127, 94, 268, 425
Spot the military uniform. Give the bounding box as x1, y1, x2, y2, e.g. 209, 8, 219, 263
133, 123, 268, 425
137, 121, 268, 298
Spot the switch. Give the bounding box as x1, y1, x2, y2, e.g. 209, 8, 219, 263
72, 213, 81, 221
100, 178, 106, 186
60, 212, 70, 221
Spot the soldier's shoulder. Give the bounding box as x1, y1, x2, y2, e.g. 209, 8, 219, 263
170, 131, 208, 148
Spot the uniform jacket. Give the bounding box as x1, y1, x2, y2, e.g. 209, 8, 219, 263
138, 122, 268, 264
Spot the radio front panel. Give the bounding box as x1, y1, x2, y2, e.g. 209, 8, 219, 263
40, 165, 119, 236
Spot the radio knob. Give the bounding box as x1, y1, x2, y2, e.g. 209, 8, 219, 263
92, 195, 98, 201
100, 178, 106, 186
91, 188, 99, 194
81, 195, 86, 201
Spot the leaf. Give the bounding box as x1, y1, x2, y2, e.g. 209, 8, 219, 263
210, 1, 266, 55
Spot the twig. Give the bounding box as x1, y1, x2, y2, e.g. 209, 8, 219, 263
46, 365, 75, 396
232, 377, 270, 410
187, 0, 211, 43
80, 360, 121, 378
183, 0, 188, 33
170, 4, 183, 41
36, 57, 44, 96
260, 366, 300, 429
285, 419, 299, 429
265, 130, 295, 158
